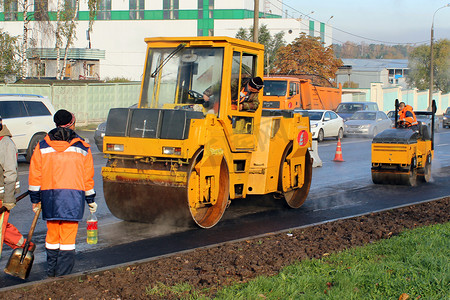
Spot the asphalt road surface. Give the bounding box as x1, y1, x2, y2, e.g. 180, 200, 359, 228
1, 128, 449, 288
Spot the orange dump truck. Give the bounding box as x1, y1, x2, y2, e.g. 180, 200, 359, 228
262, 77, 342, 111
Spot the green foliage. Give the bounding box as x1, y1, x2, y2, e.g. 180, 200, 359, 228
146, 282, 208, 299
214, 222, 450, 299
235, 24, 286, 74
407, 39, 450, 93
0, 30, 23, 82
274, 33, 342, 86
334, 42, 415, 59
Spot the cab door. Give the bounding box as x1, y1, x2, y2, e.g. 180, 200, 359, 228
226, 51, 259, 151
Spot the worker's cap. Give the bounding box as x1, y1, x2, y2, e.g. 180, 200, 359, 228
54, 109, 76, 128
249, 77, 264, 90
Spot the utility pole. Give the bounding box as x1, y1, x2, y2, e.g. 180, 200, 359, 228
428, 4, 450, 111
253, 0, 259, 43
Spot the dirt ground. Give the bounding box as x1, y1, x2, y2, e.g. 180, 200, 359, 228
2, 197, 449, 300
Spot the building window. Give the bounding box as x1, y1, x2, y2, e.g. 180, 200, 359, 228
97, 0, 111, 20
129, 0, 144, 20
163, 0, 179, 20
4, 0, 18, 21
34, 0, 49, 21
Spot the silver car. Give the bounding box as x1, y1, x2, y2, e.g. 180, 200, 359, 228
344, 111, 392, 137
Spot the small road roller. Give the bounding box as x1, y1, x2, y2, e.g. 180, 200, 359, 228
101, 37, 313, 228
371, 99, 436, 186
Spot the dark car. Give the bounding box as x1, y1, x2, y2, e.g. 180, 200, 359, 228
443, 107, 450, 129
335, 101, 379, 121
94, 103, 137, 152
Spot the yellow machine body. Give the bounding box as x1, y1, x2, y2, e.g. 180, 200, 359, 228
102, 37, 312, 228
371, 103, 435, 186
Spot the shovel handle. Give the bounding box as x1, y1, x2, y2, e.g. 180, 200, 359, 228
20, 204, 41, 264
0, 191, 29, 214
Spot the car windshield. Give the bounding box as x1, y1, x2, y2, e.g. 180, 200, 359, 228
307, 111, 324, 121
350, 112, 376, 120
387, 111, 395, 118
140, 47, 224, 109
446, 108, 450, 114
336, 103, 364, 113
263, 80, 287, 96
416, 114, 431, 120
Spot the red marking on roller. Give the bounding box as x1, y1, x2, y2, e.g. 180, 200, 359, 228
288, 102, 292, 109
297, 130, 308, 147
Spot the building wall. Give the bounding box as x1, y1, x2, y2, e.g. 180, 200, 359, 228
0, 0, 330, 80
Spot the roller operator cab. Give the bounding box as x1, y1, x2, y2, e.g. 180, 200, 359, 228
371, 99, 436, 186
101, 37, 313, 228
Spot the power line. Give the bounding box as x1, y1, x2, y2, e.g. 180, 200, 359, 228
270, 0, 429, 45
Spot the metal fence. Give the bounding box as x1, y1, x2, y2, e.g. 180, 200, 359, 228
0, 82, 141, 124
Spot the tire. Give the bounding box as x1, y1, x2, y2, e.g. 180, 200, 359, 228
317, 129, 324, 142
336, 128, 344, 140
26, 133, 46, 162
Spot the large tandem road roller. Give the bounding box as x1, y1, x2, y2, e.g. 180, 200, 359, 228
102, 37, 313, 228
371, 99, 436, 186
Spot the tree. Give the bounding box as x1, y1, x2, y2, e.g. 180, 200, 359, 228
406, 39, 450, 93
235, 24, 285, 75
0, 30, 23, 82
274, 33, 342, 86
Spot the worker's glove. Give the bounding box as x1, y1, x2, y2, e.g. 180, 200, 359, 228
2, 202, 16, 211
32, 203, 41, 213
88, 202, 98, 213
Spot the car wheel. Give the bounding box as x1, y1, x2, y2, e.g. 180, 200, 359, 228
317, 129, 324, 142
26, 133, 46, 162
336, 128, 344, 140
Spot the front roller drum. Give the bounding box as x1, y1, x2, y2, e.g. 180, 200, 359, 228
103, 179, 192, 225
371, 168, 417, 186
104, 149, 230, 228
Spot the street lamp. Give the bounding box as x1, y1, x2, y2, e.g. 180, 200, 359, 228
428, 3, 450, 111
327, 15, 334, 24
304, 11, 314, 19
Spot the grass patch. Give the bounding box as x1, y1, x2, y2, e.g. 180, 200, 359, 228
146, 282, 209, 299
214, 222, 449, 299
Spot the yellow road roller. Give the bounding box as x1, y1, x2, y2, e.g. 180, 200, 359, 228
101, 37, 312, 228
371, 99, 436, 186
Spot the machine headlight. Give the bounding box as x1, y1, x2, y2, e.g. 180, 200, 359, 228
162, 147, 181, 155
106, 144, 124, 152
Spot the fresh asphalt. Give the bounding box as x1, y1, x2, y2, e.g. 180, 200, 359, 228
1, 129, 449, 289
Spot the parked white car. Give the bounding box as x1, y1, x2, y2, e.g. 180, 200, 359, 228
0, 94, 56, 161
307, 110, 344, 142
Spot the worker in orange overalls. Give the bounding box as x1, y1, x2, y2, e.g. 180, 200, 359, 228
230, 77, 264, 111
28, 110, 97, 277
398, 102, 419, 131
0, 116, 35, 258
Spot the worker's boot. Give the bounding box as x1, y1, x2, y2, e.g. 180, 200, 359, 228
56, 250, 75, 276
46, 248, 59, 277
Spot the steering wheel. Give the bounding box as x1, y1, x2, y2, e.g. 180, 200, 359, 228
397, 120, 411, 129
188, 90, 204, 104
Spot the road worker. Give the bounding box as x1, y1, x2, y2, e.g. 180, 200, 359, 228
28, 109, 97, 277
231, 77, 264, 111
0, 116, 35, 258
398, 102, 419, 131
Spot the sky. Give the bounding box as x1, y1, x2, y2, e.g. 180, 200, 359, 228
280, 0, 450, 45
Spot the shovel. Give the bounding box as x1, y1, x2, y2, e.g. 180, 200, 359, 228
4, 203, 41, 280
0, 191, 30, 258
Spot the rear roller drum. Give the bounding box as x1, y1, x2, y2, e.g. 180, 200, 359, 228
278, 145, 312, 209
187, 149, 230, 228
419, 155, 432, 183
